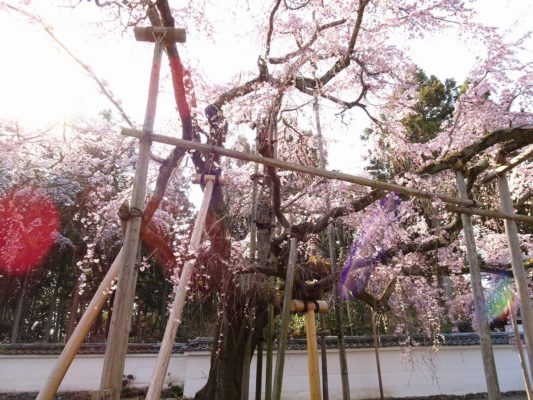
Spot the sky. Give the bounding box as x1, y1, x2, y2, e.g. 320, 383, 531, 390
0, 0, 532, 194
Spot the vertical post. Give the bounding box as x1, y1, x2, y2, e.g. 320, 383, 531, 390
146, 179, 215, 400
265, 303, 274, 400
306, 308, 321, 400
242, 334, 252, 400
256, 338, 264, 400
272, 237, 298, 400
497, 173, 533, 380
243, 162, 260, 400
455, 170, 501, 400
509, 299, 533, 400
99, 39, 162, 400
314, 92, 350, 400
319, 313, 329, 400
372, 310, 384, 400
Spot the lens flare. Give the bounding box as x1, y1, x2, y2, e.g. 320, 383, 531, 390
340, 194, 400, 298
486, 277, 515, 322
0, 187, 59, 275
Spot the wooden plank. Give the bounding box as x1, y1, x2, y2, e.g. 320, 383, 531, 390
290, 300, 328, 313
455, 170, 501, 400
146, 180, 215, 400
191, 174, 228, 185
272, 237, 298, 400
497, 173, 533, 381
134, 26, 186, 43
36, 249, 123, 400
305, 309, 321, 400
121, 129, 533, 224
99, 39, 163, 400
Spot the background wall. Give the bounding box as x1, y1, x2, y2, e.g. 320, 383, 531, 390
0, 344, 527, 399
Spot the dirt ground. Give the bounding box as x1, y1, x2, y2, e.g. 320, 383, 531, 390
0, 391, 528, 399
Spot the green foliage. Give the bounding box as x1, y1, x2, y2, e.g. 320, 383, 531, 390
401, 69, 459, 144
363, 68, 462, 180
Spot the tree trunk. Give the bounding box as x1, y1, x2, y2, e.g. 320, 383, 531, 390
66, 279, 81, 341
194, 299, 269, 400
11, 272, 30, 343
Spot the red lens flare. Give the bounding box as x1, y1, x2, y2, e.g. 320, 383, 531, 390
0, 187, 60, 275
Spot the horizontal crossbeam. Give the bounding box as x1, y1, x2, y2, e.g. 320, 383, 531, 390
121, 128, 533, 224
481, 147, 533, 183
134, 27, 186, 43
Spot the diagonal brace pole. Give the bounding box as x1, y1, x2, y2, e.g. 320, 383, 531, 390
146, 177, 216, 400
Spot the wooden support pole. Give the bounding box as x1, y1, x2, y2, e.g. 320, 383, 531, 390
482, 148, 533, 183
36, 250, 123, 400
497, 173, 533, 380
509, 299, 533, 400
313, 93, 350, 400
265, 303, 274, 400
328, 223, 351, 400
319, 313, 329, 400
242, 333, 252, 400
455, 170, 501, 400
305, 308, 321, 400
99, 39, 163, 400
146, 179, 215, 400
290, 300, 329, 400
272, 237, 298, 400
121, 129, 533, 224
372, 311, 384, 400
256, 338, 264, 400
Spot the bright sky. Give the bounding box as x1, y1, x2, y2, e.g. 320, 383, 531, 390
1, 0, 532, 179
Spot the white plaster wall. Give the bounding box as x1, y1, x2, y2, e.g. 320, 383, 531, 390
0, 345, 527, 399
0, 353, 187, 393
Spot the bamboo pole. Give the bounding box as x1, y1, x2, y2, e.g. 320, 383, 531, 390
371, 311, 384, 400
272, 237, 298, 400
497, 173, 533, 380
121, 129, 533, 224
99, 40, 162, 400
265, 303, 274, 400
455, 170, 501, 400
306, 308, 321, 400
314, 92, 350, 400
319, 313, 329, 400
146, 179, 215, 400
509, 299, 533, 400
36, 250, 123, 400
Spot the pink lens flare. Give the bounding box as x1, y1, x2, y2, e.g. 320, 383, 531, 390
0, 187, 60, 276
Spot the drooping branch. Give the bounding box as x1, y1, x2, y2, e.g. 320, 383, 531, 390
265, 0, 282, 59
420, 127, 533, 175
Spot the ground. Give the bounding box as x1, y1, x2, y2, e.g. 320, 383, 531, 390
0, 391, 528, 400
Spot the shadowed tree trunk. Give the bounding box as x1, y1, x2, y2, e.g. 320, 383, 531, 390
11, 272, 30, 343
